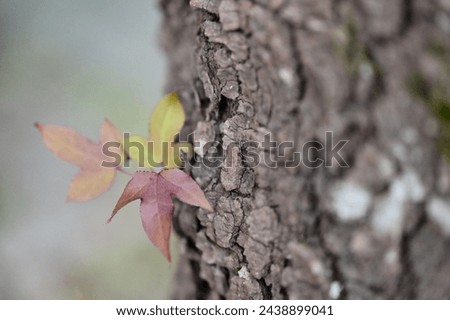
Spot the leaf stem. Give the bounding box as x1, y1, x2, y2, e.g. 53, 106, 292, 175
117, 166, 132, 176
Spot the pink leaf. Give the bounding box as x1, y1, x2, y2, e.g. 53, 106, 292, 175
109, 169, 213, 261
108, 171, 156, 223
140, 183, 174, 261
161, 169, 213, 211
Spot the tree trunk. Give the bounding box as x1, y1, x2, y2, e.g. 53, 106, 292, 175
159, 0, 450, 299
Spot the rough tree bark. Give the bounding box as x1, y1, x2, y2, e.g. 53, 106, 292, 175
159, 0, 450, 299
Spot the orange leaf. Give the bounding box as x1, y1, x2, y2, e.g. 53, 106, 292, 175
36, 119, 123, 201
67, 168, 116, 202
35, 123, 102, 170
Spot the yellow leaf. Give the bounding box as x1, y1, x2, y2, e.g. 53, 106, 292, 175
149, 92, 185, 162
126, 135, 154, 168
163, 144, 182, 169
163, 142, 194, 169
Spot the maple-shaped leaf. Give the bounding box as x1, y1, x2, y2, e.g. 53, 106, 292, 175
127, 92, 193, 170
108, 169, 213, 261
36, 119, 124, 201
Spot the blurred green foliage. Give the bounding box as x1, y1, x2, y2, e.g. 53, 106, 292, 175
335, 17, 383, 78
407, 42, 450, 158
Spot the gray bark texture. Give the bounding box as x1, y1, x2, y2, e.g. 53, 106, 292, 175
159, 0, 450, 299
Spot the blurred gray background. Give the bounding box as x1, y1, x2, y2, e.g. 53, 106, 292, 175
0, 0, 178, 299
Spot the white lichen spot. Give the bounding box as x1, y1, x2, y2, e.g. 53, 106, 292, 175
372, 171, 425, 235
378, 156, 395, 181
238, 266, 250, 280
372, 194, 404, 236
329, 281, 342, 299
306, 18, 327, 33
310, 260, 324, 277
401, 127, 419, 145
194, 138, 207, 157
427, 197, 450, 236
402, 171, 426, 203
332, 182, 372, 222
384, 249, 398, 265
359, 62, 374, 80
278, 68, 294, 86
